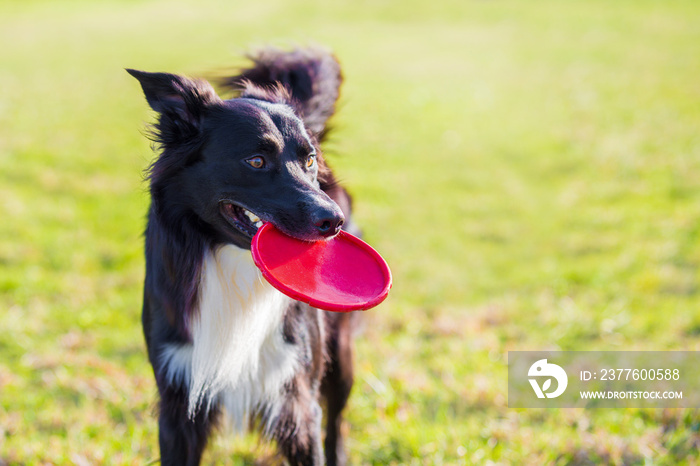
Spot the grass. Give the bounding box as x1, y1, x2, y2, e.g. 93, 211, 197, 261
1, 0, 700, 463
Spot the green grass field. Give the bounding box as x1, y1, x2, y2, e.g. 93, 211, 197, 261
2, 0, 700, 464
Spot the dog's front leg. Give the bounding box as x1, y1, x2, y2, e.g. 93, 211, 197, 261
157, 385, 220, 466
272, 388, 324, 466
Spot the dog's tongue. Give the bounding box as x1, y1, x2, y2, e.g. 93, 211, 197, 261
251, 223, 391, 312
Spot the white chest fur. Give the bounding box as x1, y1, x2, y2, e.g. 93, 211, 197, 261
159, 244, 298, 429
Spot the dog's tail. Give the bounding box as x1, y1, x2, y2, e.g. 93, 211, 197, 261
219, 46, 342, 139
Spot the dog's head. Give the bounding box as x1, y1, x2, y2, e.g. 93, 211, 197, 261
128, 69, 344, 249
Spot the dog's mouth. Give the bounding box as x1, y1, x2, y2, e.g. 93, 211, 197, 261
220, 201, 264, 238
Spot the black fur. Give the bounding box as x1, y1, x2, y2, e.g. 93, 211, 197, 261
129, 47, 356, 465
219, 47, 342, 140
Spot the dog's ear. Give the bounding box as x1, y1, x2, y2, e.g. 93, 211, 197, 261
218, 47, 342, 140
126, 69, 220, 135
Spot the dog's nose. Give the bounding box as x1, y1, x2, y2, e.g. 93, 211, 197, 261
315, 215, 344, 238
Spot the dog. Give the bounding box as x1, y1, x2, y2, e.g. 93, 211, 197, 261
128, 47, 358, 466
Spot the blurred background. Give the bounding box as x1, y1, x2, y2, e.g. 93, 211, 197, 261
1, 0, 699, 463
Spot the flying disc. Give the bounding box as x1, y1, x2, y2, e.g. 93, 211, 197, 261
251, 223, 392, 312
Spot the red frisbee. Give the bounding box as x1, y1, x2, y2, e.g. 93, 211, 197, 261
251, 223, 392, 312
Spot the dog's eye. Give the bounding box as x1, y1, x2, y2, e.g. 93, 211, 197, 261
306, 154, 316, 168
246, 156, 265, 169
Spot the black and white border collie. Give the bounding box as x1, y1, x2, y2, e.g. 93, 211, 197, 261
128, 47, 358, 466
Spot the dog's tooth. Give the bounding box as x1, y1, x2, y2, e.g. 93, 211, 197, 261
244, 210, 261, 223
254, 221, 263, 228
